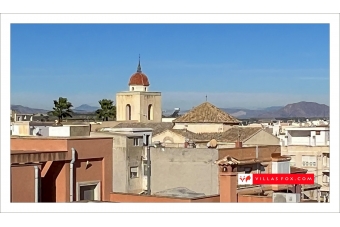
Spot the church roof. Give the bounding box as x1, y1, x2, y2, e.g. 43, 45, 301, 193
129, 72, 150, 86
128, 56, 150, 86
157, 127, 263, 142
172, 102, 240, 124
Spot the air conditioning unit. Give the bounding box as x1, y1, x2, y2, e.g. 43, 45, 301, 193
272, 193, 301, 203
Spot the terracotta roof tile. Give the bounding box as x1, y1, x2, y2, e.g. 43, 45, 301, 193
290, 166, 308, 174
194, 127, 263, 142
214, 156, 240, 165
129, 72, 150, 86
156, 127, 263, 143
173, 102, 240, 123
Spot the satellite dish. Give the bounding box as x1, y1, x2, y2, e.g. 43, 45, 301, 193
208, 139, 217, 148
33, 127, 41, 136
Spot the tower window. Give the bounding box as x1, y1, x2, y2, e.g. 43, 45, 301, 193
148, 104, 153, 120
145, 87, 146, 91
126, 104, 131, 120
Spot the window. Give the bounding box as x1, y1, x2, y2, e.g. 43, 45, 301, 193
302, 156, 317, 167
316, 131, 321, 135
143, 160, 148, 176
76, 181, 101, 201
126, 104, 131, 120
130, 167, 139, 178
133, 138, 139, 146
132, 138, 143, 146
148, 104, 153, 120
322, 173, 330, 183
322, 153, 330, 168
144, 135, 150, 146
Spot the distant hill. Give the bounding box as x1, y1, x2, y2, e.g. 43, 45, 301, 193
11, 104, 99, 114
257, 101, 329, 118
261, 106, 284, 112
73, 104, 99, 113
180, 102, 329, 119
219, 106, 284, 118
11, 101, 329, 118
11, 105, 49, 114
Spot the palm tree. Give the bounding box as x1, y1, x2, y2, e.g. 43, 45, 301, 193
96, 99, 116, 121
48, 97, 74, 123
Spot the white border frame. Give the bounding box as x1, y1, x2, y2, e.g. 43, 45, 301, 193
1, 14, 339, 213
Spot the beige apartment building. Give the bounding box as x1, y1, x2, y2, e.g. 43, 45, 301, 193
280, 126, 330, 202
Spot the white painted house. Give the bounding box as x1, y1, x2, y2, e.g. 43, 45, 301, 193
280, 126, 330, 202
281, 126, 329, 146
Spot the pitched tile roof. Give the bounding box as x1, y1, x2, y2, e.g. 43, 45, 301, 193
193, 127, 263, 142
214, 156, 240, 165
113, 122, 173, 136
290, 166, 308, 174
157, 127, 263, 143
172, 102, 240, 124
168, 129, 201, 139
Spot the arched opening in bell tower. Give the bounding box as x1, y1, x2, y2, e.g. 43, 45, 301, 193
148, 104, 153, 120
126, 104, 131, 120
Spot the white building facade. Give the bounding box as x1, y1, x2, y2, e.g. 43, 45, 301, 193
280, 126, 330, 202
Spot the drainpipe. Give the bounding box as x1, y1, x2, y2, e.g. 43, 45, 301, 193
256, 145, 260, 174
147, 145, 151, 195
34, 165, 39, 203
70, 148, 76, 202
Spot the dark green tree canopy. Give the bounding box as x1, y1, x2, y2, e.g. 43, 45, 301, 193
48, 97, 73, 123
96, 99, 116, 121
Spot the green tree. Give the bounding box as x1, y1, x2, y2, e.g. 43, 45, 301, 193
48, 97, 74, 123
96, 99, 116, 121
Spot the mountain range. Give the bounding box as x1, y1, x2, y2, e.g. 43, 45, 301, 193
11, 101, 329, 118
10, 104, 100, 114
178, 101, 329, 119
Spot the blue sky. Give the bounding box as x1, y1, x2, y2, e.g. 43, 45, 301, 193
10, 24, 330, 110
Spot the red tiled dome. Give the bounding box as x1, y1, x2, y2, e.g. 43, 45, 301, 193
129, 72, 150, 86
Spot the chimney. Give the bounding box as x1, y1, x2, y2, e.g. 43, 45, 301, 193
219, 165, 238, 203
184, 142, 188, 148
271, 154, 291, 191
235, 141, 243, 148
